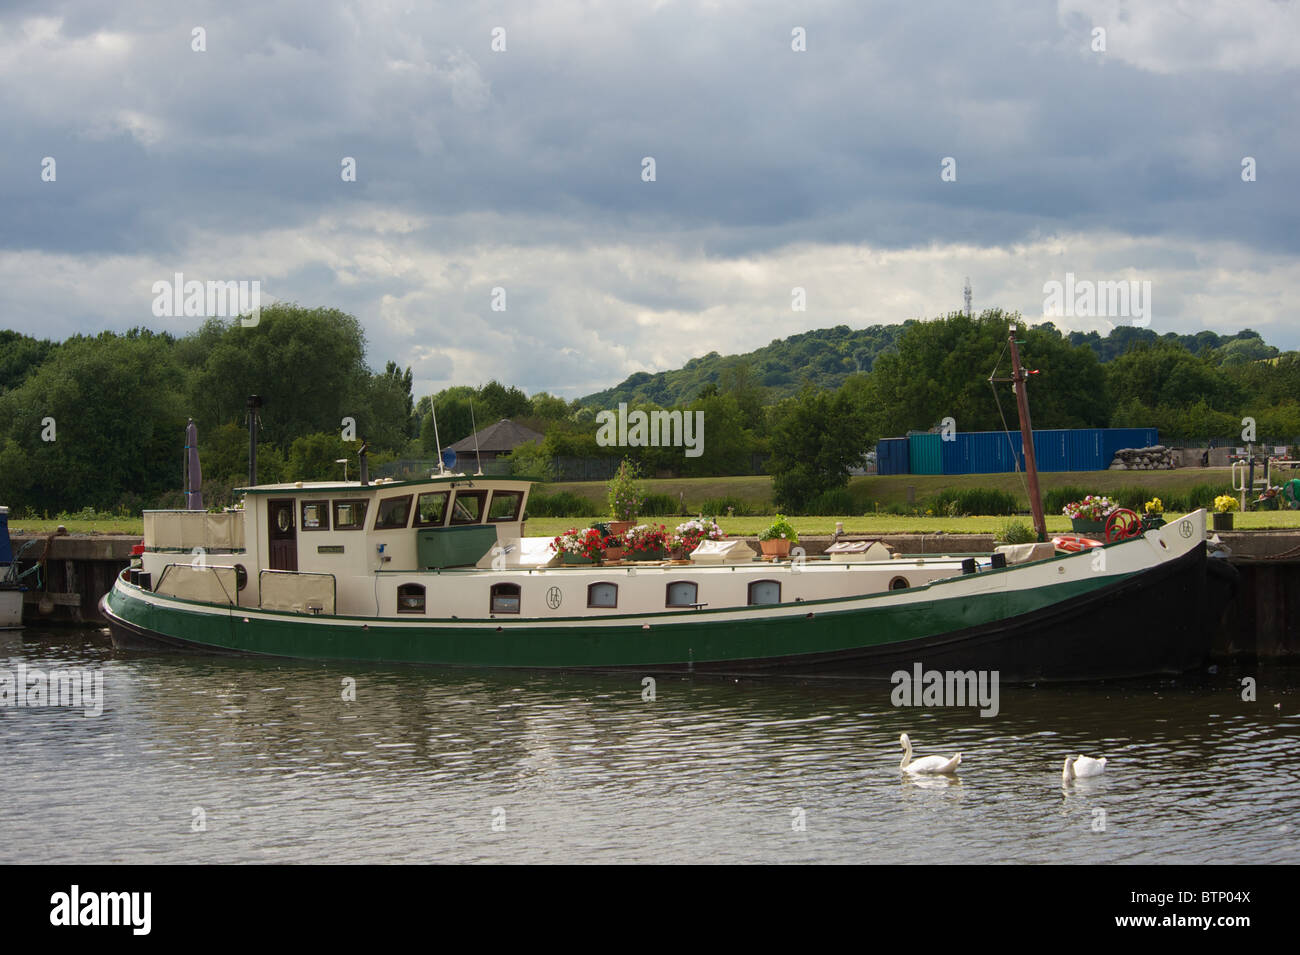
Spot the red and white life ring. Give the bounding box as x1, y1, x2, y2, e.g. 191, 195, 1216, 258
1051, 534, 1103, 553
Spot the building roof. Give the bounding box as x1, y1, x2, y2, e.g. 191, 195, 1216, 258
447, 419, 543, 454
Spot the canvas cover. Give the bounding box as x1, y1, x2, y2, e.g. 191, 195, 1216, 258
259, 570, 336, 614
154, 564, 239, 605
689, 539, 757, 563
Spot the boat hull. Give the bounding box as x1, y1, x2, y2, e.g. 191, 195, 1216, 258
101, 541, 1215, 682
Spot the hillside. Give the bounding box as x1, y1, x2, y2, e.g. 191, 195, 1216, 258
580, 324, 909, 406
581, 322, 1279, 408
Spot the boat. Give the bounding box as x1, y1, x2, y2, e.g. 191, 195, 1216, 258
100, 332, 1232, 681
1, 506, 25, 629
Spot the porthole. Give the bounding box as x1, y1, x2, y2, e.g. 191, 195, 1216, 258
234, 564, 248, 592
397, 583, 426, 614
491, 583, 521, 615
889, 576, 909, 590
588, 582, 618, 608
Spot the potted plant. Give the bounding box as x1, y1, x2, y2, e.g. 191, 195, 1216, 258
1062, 495, 1117, 535
606, 459, 643, 536
1142, 497, 1165, 530
604, 533, 625, 563
674, 518, 725, 555
624, 523, 669, 560
1213, 494, 1237, 531
551, 527, 606, 564
758, 514, 798, 558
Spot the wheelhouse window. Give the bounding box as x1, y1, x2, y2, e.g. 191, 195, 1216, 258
333, 499, 369, 530
666, 581, 699, 608
375, 495, 413, 530
487, 490, 524, 523
748, 580, 781, 605
415, 491, 449, 527
396, 583, 426, 614
450, 490, 487, 525
587, 582, 618, 608
301, 500, 330, 531
490, 582, 521, 615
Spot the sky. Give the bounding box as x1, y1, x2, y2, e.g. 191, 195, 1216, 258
2, 0, 1298, 399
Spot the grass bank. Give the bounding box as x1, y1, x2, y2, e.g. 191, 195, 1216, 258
544, 468, 1246, 514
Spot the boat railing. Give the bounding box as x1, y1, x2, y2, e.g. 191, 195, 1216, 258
143, 510, 246, 551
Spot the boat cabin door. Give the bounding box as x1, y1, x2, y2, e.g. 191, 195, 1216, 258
268, 499, 298, 571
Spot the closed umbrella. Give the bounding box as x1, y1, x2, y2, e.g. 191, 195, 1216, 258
185, 419, 204, 511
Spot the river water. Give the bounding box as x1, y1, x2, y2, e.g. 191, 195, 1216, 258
2, 626, 1297, 864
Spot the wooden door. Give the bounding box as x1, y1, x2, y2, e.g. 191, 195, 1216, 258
268, 499, 298, 571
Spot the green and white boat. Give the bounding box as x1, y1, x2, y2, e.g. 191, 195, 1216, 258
101, 334, 1233, 681
100, 470, 1228, 681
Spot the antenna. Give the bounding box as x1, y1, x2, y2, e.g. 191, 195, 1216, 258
469, 400, 483, 476
964, 277, 972, 318
431, 400, 445, 476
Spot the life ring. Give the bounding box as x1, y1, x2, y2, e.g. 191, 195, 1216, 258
1051, 534, 1103, 553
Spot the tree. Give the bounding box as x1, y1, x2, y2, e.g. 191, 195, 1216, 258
767, 387, 869, 512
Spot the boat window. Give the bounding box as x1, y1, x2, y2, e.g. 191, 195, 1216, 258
666, 581, 699, 608
490, 582, 521, 615
415, 491, 449, 527
301, 500, 330, 531
397, 583, 425, 614
889, 576, 910, 590
376, 495, 413, 530
587, 582, 618, 608
487, 490, 524, 523
450, 490, 488, 525
748, 580, 781, 605
333, 499, 369, 530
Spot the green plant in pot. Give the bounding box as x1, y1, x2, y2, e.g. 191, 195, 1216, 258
1212, 494, 1236, 531
606, 458, 643, 536
758, 515, 799, 558
1142, 497, 1165, 530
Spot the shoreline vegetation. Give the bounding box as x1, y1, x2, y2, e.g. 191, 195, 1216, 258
13, 469, 1300, 537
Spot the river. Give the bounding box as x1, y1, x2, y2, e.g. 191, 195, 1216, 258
2, 627, 1297, 864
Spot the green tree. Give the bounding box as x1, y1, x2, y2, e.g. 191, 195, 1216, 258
767, 387, 869, 512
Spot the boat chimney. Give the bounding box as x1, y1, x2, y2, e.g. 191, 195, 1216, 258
359, 441, 370, 486
245, 395, 262, 486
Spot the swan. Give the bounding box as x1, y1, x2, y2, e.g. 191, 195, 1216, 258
1062, 755, 1107, 780
899, 733, 961, 774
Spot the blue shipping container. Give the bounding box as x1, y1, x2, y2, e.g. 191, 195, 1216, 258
927, 428, 1160, 475
876, 437, 910, 475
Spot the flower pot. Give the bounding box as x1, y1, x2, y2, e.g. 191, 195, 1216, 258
1212, 512, 1234, 531
604, 546, 625, 562
608, 521, 635, 536
1143, 515, 1165, 531
760, 539, 791, 558
561, 553, 595, 565
628, 546, 667, 561
1069, 518, 1107, 535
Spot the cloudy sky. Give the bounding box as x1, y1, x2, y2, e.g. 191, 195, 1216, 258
2, 0, 1297, 398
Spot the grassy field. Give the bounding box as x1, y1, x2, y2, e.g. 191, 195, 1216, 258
545, 468, 1252, 513
11, 510, 1300, 539
526, 511, 1300, 538
10, 466, 1298, 538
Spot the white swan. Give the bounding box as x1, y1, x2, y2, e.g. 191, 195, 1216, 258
899, 733, 961, 774
1062, 755, 1107, 780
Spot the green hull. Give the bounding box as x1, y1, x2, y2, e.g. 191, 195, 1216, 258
101, 543, 1215, 681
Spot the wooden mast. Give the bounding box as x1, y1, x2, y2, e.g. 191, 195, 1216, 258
1008, 329, 1048, 540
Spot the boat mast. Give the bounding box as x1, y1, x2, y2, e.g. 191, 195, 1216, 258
1007, 329, 1047, 540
